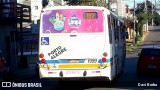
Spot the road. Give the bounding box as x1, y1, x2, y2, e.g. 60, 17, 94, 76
2, 26, 160, 90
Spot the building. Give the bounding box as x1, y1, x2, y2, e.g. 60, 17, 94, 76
109, 0, 126, 18
17, 0, 42, 24
0, 0, 31, 71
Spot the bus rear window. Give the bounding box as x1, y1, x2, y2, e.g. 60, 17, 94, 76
42, 9, 103, 33
84, 12, 98, 19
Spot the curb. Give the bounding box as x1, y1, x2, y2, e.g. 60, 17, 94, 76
142, 31, 149, 41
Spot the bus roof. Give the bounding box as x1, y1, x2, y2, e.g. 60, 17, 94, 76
42, 6, 123, 23
42, 6, 109, 12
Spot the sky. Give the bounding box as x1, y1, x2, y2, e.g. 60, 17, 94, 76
124, 0, 145, 8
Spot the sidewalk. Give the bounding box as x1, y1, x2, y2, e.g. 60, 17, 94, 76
4, 66, 38, 81
126, 31, 149, 46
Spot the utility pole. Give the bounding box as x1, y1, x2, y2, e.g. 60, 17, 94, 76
108, 0, 110, 10
151, 0, 154, 26
144, 0, 148, 32
105, 0, 106, 7
133, 0, 136, 44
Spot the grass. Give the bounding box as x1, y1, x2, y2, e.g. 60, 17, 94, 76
126, 40, 143, 52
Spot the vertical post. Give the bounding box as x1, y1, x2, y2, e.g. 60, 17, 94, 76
151, 0, 154, 26
104, 0, 106, 7
133, 0, 135, 44
145, 0, 148, 32
108, 0, 110, 10
20, 7, 23, 58
20, 7, 25, 68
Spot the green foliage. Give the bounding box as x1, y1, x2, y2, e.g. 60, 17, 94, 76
135, 0, 154, 14
126, 39, 143, 52
153, 12, 160, 26
126, 46, 133, 52
139, 25, 143, 37
137, 13, 148, 24
135, 34, 142, 42
79, 0, 104, 6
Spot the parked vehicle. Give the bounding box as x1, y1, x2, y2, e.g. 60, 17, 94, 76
137, 45, 160, 77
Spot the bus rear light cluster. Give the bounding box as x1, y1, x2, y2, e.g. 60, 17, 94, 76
41, 59, 46, 63
102, 52, 108, 62
102, 57, 106, 62
39, 53, 46, 63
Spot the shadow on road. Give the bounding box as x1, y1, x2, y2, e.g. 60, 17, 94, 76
53, 55, 160, 90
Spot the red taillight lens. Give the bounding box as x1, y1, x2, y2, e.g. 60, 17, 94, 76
102, 57, 106, 62
41, 59, 46, 63
39, 53, 44, 58
103, 52, 108, 57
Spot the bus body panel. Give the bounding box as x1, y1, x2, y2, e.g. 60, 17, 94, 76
39, 34, 108, 60
38, 6, 125, 81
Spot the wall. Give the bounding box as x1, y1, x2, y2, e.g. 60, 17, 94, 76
116, 0, 126, 18
17, 0, 42, 23
31, 0, 42, 22
0, 24, 17, 71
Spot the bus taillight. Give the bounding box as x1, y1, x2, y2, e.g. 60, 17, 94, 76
102, 57, 106, 62
41, 59, 46, 63
39, 53, 44, 58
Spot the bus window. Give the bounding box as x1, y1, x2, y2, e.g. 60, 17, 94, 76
114, 19, 119, 42
42, 9, 103, 33
108, 15, 112, 44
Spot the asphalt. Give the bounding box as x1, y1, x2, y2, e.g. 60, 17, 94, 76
3, 66, 38, 81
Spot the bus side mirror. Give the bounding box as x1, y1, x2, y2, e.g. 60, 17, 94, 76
125, 32, 129, 39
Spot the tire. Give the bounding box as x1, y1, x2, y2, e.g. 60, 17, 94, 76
136, 69, 142, 77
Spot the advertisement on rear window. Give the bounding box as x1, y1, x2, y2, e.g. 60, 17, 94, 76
42, 9, 104, 33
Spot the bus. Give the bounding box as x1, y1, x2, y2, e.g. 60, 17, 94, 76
38, 6, 126, 81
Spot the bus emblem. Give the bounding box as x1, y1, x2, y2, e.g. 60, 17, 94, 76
68, 14, 82, 26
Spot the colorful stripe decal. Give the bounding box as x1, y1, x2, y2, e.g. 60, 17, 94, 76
45, 59, 85, 63
58, 63, 111, 69
40, 59, 112, 64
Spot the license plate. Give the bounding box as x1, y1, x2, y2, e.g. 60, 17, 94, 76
65, 70, 80, 74
148, 65, 156, 69
68, 60, 79, 63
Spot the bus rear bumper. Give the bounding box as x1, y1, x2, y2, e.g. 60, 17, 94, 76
39, 68, 111, 80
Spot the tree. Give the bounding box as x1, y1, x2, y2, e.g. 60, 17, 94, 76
135, 0, 157, 37
135, 0, 155, 14
42, 0, 49, 8
65, 0, 106, 7
153, 12, 160, 26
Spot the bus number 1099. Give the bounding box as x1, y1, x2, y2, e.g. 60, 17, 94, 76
87, 58, 97, 63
